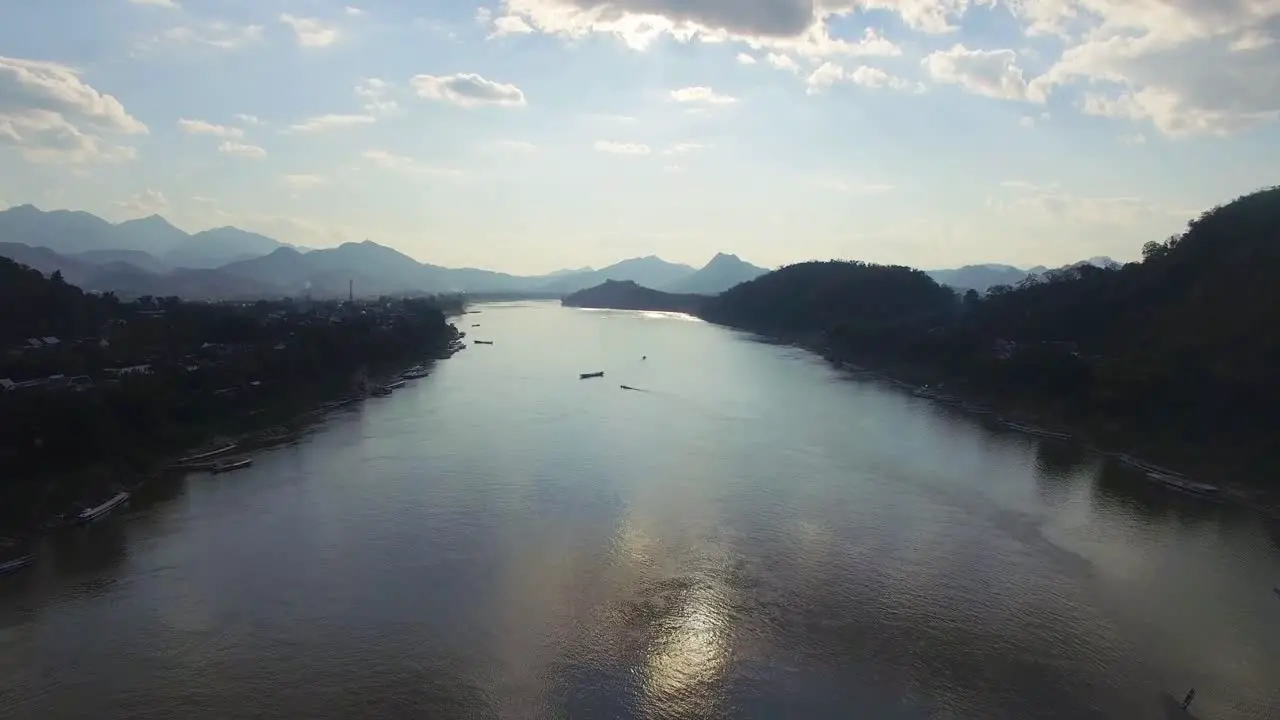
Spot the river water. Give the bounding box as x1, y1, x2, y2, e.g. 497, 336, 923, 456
1, 302, 1278, 720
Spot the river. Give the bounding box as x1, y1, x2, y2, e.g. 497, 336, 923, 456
2, 302, 1278, 720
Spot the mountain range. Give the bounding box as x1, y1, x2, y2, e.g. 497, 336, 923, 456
925, 257, 1122, 292
0, 205, 772, 299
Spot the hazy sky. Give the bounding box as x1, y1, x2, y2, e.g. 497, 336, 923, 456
1, 0, 1277, 274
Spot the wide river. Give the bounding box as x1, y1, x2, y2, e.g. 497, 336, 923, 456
2, 302, 1278, 719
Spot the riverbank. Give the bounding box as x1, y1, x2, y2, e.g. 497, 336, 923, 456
0, 334, 468, 545
784, 336, 1280, 519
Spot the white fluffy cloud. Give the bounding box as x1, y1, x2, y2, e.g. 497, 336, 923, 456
493, 0, 902, 57
177, 118, 243, 138
923, 44, 1040, 101
0, 56, 146, 164
279, 14, 339, 48
412, 73, 526, 107
355, 78, 397, 115
594, 140, 651, 154
285, 114, 376, 133
670, 86, 736, 104
130, 0, 179, 8
218, 141, 266, 158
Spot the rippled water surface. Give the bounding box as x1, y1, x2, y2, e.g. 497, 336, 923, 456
3, 302, 1279, 719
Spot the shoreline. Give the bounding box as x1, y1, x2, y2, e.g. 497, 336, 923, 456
1, 336, 468, 549
779, 335, 1280, 520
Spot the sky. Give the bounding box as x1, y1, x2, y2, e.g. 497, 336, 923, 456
0, 0, 1277, 275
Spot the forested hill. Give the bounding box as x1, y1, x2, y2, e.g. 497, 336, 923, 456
0, 258, 113, 345
698, 186, 1280, 478
700, 261, 955, 338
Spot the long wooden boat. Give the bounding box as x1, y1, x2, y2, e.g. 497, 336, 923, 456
77, 491, 130, 524
174, 443, 237, 465
212, 458, 253, 474
580, 371, 604, 379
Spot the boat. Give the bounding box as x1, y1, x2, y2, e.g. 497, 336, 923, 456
0, 554, 32, 576
999, 420, 1072, 441
1147, 471, 1220, 500
474, 340, 494, 345
401, 369, 430, 380
371, 387, 392, 397
212, 458, 253, 474
620, 385, 637, 391
169, 460, 219, 471
384, 380, 407, 390
580, 371, 605, 379
173, 443, 237, 465
471, 324, 481, 327
77, 490, 130, 524
1115, 453, 1184, 478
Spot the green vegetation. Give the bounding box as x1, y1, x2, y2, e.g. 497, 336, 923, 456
701, 187, 1280, 485
0, 256, 463, 534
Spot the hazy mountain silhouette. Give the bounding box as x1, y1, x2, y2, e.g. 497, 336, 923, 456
0, 205, 118, 255
74, 249, 171, 274
541, 255, 697, 293
562, 280, 705, 314
113, 214, 189, 256
168, 226, 289, 268
663, 252, 769, 294
928, 257, 1120, 292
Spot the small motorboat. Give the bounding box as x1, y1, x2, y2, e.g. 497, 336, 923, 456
173, 443, 237, 465
384, 380, 407, 390
212, 458, 253, 474
471, 324, 481, 327
620, 385, 638, 391
580, 371, 604, 379
474, 340, 494, 345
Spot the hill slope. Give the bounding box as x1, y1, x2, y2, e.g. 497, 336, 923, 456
663, 253, 769, 294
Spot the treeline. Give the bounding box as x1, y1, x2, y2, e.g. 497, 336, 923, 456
700, 186, 1280, 479
0, 256, 464, 532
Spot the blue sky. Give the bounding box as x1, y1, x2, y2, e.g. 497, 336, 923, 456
1, 0, 1277, 274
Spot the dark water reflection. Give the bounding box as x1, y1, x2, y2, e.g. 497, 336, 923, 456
1, 303, 1278, 720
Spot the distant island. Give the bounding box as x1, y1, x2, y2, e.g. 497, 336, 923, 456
561, 280, 707, 314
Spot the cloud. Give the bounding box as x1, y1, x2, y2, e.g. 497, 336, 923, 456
130, 0, 179, 8
989, 181, 1168, 225
670, 86, 736, 104
137, 22, 263, 51
479, 8, 536, 37
767, 53, 800, 72
282, 174, 326, 189
736, 52, 757, 64
663, 142, 706, 154
806, 62, 913, 93
279, 14, 339, 48
345, 6, 364, 16
233, 113, 263, 125
0, 56, 146, 164
177, 118, 243, 138
116, 189, 168, 216
495, 0, 902, 58
412, 73, 526, 107
355, 78, 397, 115
594, 140, 651, 154
923, 44, 1040, 101
362, 149, 460, 175
218, 141, 266, 158
1008, 0, 1280, 136
285, 114, 376, 133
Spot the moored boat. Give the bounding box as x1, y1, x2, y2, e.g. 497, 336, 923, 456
384, 380, 407, 390
474, 340, 494, 345
212, 458, 254, 474
173, 443, 237, 465
371, 386, 392, 397
0, 554, 32, 576
580, 371, 605, 379
999, 420, 1072, 441
1147, 471, 1220, 500
77, 490, 130, 524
